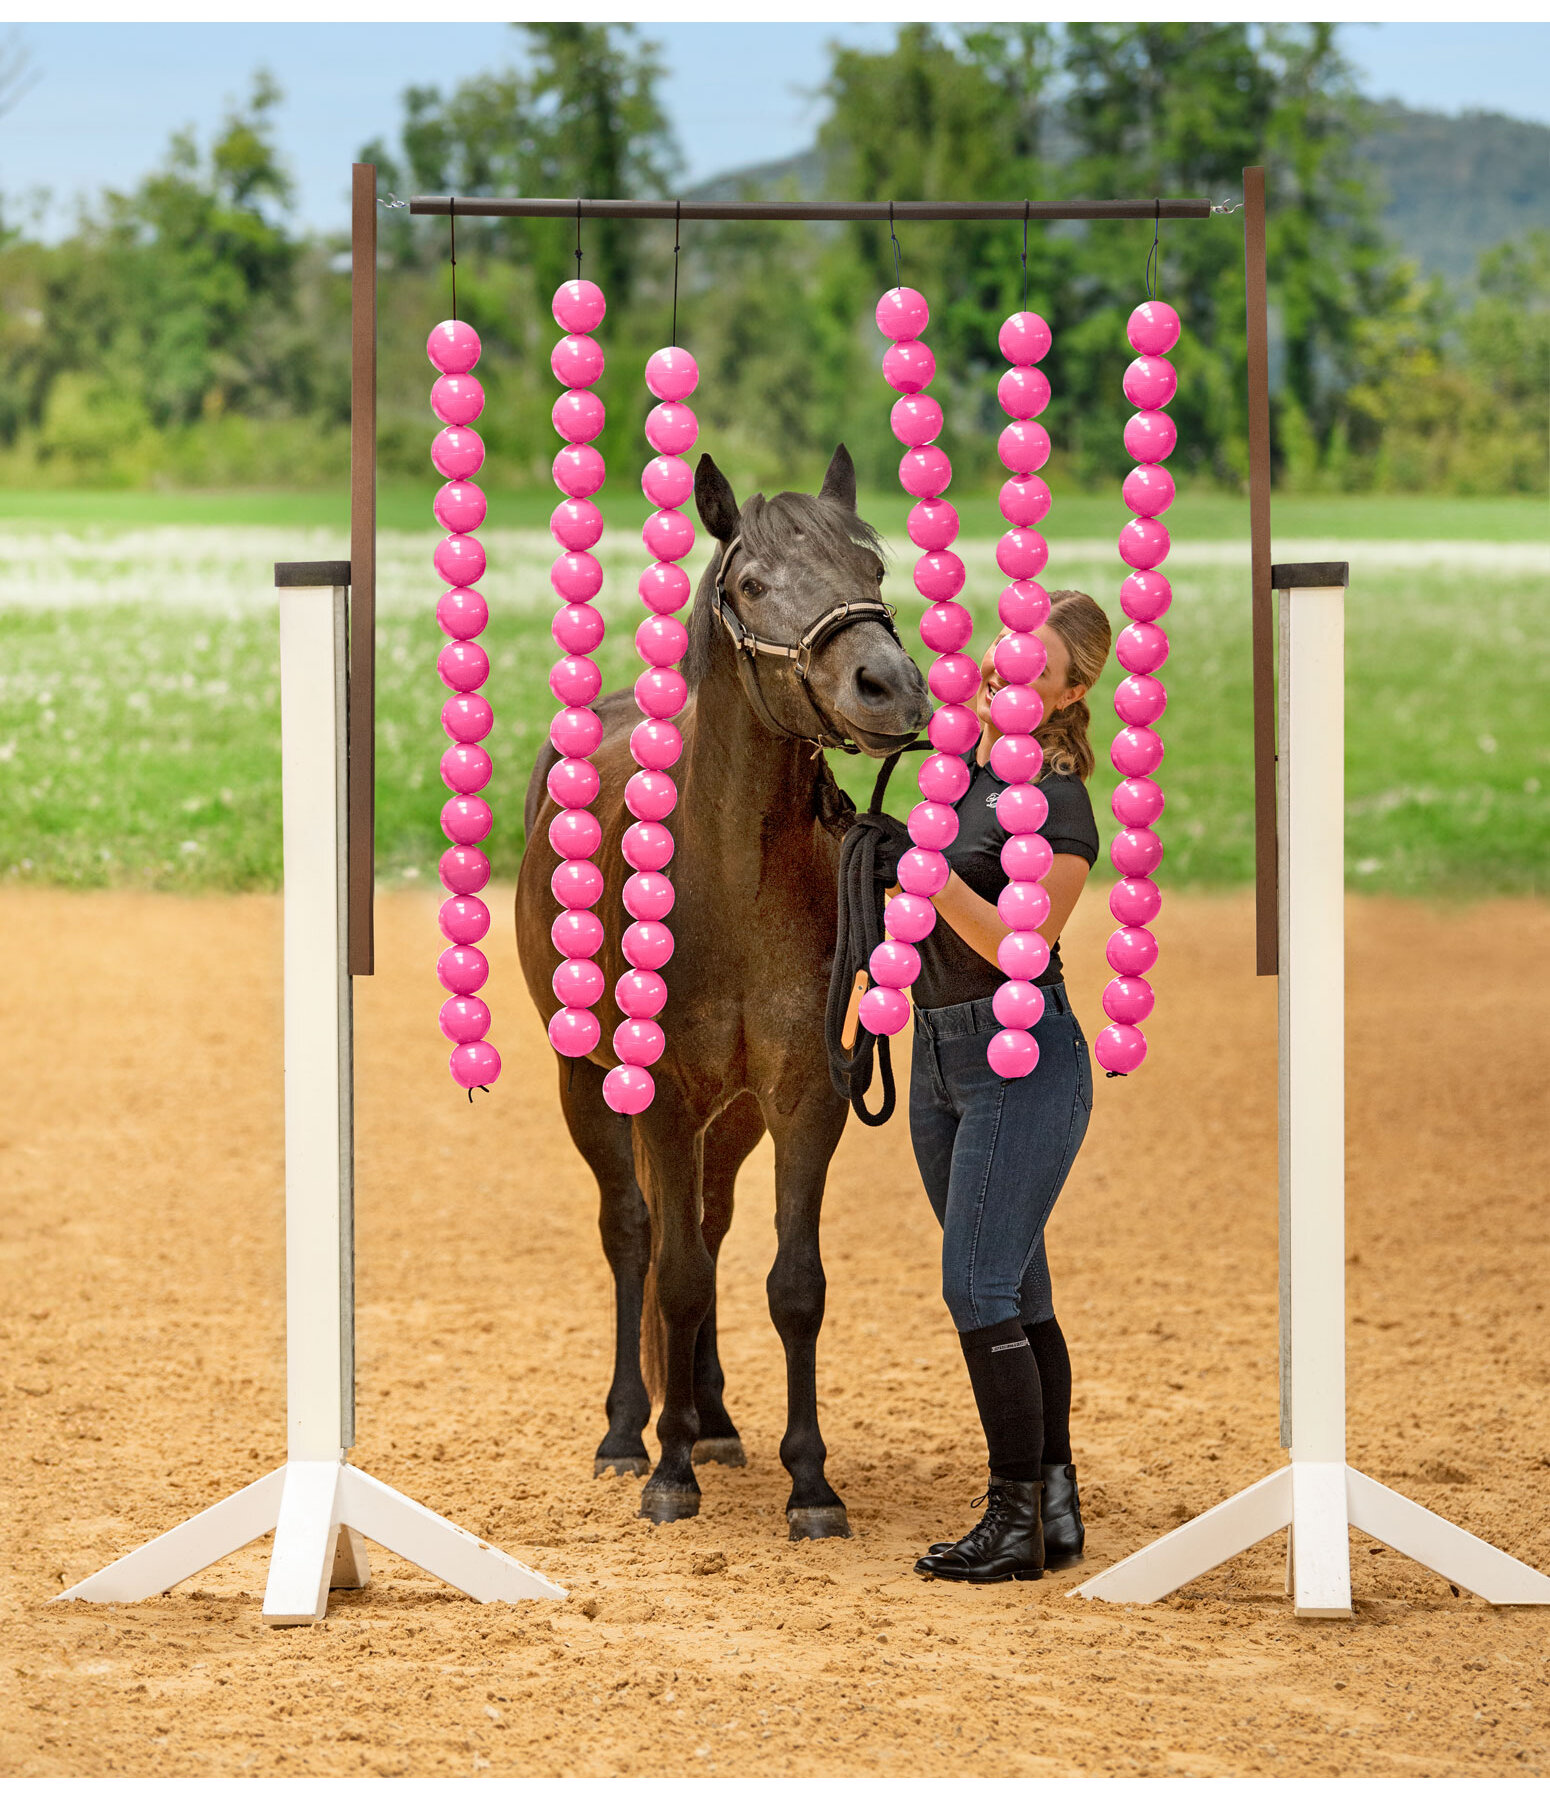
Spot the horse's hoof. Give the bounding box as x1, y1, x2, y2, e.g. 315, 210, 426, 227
594, 1455, 651, 1479
640, 1483, 701, 1524
692, 1436, 747, 1468
787, 1505, 852, 1541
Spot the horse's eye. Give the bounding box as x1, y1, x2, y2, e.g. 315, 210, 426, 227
741, 578, 764, 599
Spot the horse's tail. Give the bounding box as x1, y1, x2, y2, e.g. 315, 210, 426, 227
640, 1247, 667, 1407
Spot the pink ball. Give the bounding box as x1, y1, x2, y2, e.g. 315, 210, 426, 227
645, 402, 698, 457
440, 893, 491, 945
990, 733, 1043, 783
630, 719, 683, 770
553, 278, 607, 333
553, 957, 605, 1008
899, 446, 952, 499
997, 365, 1051, 420
1122, 464, 1175, 520
432, 373, 485, 427
908, 500, 960, 552
551, 858, 604, 909
635, 667, 688, 719
450, 1040, 501, 1090
551, 498, 604, 551
550, 705, 603, 758
554, 444, 606, 498
441, 742, 491, 794
869, 938, 922, 988
622, 872, 674, 923
438, 638, 489, 693
615, 1018, 666, 1067
1104, 975, 1156, 1026
553, 388, 606, 445
1116, 621, 1169, 675
1114, 673, 1167, 727
996, 529, 1048, 580
442, 692, 493, 744
622, 920, 674, 971
1122, 355, 1177, 411
990, 684, 1044, 737
548, 1006, 600, 1059
548, 755, 600, 808
898, 847, 950, 897
998, 311, 1052, 366
551, 550, 604, 603
891, 394, 943, 447
999, 477, 1051, 528
1127, 300, 1181, 357
645, 346, 699, 402
915, 552, 965, 602
636, 614, 688, 668
884, 893, 937, 943
437, 586, 487, 639
441, 794, 492, 846
552, 908, 604, 959
882, 338, 936, 393
928, 703, 980, 755
1119, 516, 1170, 571
1106, 925, 1158, 976
999, 579, 1051, 632
858, 984, 911, 1037
603, 1064, 656, 1114
1094, 1022, 1147, 1075
987, 1027, 1039, 1079
434, 480, 487, 534
876, 286, 930, 341
434, 534, 486, 589
643, 508, 695, 563
440, 845, 489, 895
1002, 832, 1053, 882
622, 820, 674, 871
625, 770, 677, 821
928, 652, 980, 705
437, 943, 488, 995
427, 319, 481, 375
998, 930, 1050, 981
1110, 725, 1164, 778
1110, 876, 1162, 927
1124, 410, 1177, 465
996, 782, 1048, 835
998, 880, 1051, 930
918, 752, 970, 805
642, 455, 694, 509
553, 601, 605, 655
992, 979, 1046, 1030
994, 631, 1046, 685
439, 993, 491, 1046
998, 421, 1051, 476
549, 807, 602, 860
920, 600, 973, 653
551, 334, 604, 389
1112, 775, 1165, 829
640, 562, 691, 614
616, 968, 668, 1017
432, 427, 484, 481
549, 655, 601, 707
1111, 828, 1164, 878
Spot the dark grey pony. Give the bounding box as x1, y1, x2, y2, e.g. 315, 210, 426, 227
517, 446, 930, 1536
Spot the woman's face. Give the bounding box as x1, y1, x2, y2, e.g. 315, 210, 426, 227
973, 624, 1088, 735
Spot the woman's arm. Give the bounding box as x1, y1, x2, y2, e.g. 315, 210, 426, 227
927, 854, 1091, 968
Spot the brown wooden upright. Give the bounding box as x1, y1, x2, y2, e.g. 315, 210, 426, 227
1243, 166, 1277, 977
349, 163, 378, 976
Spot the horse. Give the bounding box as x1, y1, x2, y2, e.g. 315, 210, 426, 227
516, 445, 931, 1536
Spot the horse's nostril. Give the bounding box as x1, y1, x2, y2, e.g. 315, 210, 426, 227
854, 666, 891, 706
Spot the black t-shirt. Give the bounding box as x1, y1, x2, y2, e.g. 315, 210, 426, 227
912, 755, 1100, 1011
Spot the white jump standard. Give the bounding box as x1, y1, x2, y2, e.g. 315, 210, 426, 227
1077, 563, 1550, 1616
55, 563, 563, 1625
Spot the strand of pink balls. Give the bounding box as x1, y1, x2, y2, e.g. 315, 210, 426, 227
1096, 298, 1181, 1077
428, 318, 501, 1093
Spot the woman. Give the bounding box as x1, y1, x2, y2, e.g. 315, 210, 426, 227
894, 590, 1112, 1585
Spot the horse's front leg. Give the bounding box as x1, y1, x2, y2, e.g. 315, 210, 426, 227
762, 1088, 852, 1540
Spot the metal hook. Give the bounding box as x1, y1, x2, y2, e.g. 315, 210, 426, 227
1021, 199, 1030, 313
888, 201, 903, 293
449, 193, 457, 321
575, 196, 583, 277
671, 198, 682, 348
1145, 198, 1160, 301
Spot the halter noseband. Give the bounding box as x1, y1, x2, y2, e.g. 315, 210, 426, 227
710, 534, 903, 753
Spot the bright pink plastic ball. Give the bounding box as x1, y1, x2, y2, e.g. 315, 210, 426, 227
450, 1040, 501, 1090
441, 742, 491, 794
640, 562, 691, 614
622, 873, 675, 923
551, 498, 603, 551
1000, 579, 1051, 633
998, 366, 1051, 420
1127, 300, 1181, 357
614, 1018, 666, 1067
442, 693, 493, 744
928, 653, 980, 705
996, 529, 1048, 580
999, 477, 1051, 528
636, 614, 688, 668
437, 586, 487, 639
1110, 725, 1164, 778
998, 421, 1051, 476
622, 920, 674, 971
434, 480, 487, 534
549, 807, 602, 860
440, 845, 489, 895
625, 770, 677, 822
554, 444, 606, 498
884, 893, 937, 943
1104, 975, 1156, 1026
1123, 464, 1175, 519
1112, 775, 1165, 829
1001, 832, 1053, 882
644, 402, 698, 456
553, 388, 605, 444
432, 373, 485, 427
882, 338, 936, 393
898, 847, 950, 897
1094, 1022, 1147, 1075
1114, 673, 1167, 727
547, 755, 600, 809
427, 319, 481, 375
553, 957, 605, 1008
645, 346, 699, 402
550, 705, 603, 759
1119, 516, 1171, 571
642, 455, 694, 509
988, 1027, 1039, 1079
616, 968, 669, 1017
551, 551, 603, 605
1111, 827, 1164, 878
996, 782, 1048, 835
438, 638, 489, 693
1121, 570, 1172, 623
603, 1064, 656, 1114
992, 979, 1046, 1030
630, 719, 683, 770
999, 311, 1052, 366
920, 600, 972, 653
432, 427, 484, 480
1116, 622, 1169, 676
918, 752, 971, 805
552, 859, 604, 910
928, 703, 980, 755
552, 908, 604, 959
1124, 410, 1177, 465
858, 984, 910, 1037
622, 821, 674, 871
440, 894, 491, 946
549, 655, 601, 707
990, 733, 1044, 784
990, 684, 1043, 737
635, 667, 688, 719
437, 943, 488, 995
551, 334, 604, 389
899, 446, 952, 499
434, 534, 486, 589
553, 278, 607, 334
915, 551, 966, 602
994, 631, 1046, 685
548, 1006, 600, 1059
1106, 925, 1158, 975
439, 993, 491, 1046
998, 930, 1050, 981
876, 287, 930, 341
1122, 355, 1177, 411
643, 508, 695, 563
870, 938, 922, 988
891, 394, 943, 447
552, 601, 605, 655
998, 880, 1051, 930
907, 500, 958, 554
1110, 876, 1162, 927
441, 794, 492, 846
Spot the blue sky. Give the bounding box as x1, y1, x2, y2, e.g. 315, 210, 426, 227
1, 23, 1545, 240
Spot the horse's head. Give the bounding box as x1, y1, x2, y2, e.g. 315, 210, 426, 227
692, 447, 932, 756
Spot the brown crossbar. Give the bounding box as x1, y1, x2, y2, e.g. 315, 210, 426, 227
349, 163, 378, 978
1243, 167, 1277, 977
409, 196, 1213, 223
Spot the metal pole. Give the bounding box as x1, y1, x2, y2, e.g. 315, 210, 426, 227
408, 195, 1213, 223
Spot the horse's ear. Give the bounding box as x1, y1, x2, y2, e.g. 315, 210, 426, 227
819, 443, 857, 512
695, 455, 740, 542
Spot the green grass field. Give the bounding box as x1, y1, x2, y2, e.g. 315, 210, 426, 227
1, 491, 1544, 897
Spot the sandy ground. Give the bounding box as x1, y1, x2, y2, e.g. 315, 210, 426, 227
2, 885, 1547, 1779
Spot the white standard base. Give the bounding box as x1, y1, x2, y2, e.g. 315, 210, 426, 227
1075, 1462, 1550, 1616
52, 1458, 565, 1626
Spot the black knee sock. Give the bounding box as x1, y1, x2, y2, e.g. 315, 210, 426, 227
1023, 1316, 1072, 1465
958, 1319, 1044, 1482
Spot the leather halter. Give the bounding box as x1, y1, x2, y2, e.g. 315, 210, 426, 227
710, 533, 903, 753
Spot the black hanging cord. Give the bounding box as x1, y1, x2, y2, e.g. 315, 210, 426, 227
575, 197, 583, 277
670, 199, 682, 347
1021, 199, 1030, 312
449, 196, 457, 320
888, 200, 903, 291
1146, 197, 1160, 300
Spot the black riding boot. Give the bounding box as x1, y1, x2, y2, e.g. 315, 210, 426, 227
915, 1477, 1045, 1583
1039, 1462, 1085, 1570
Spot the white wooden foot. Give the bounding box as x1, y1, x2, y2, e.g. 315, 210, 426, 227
1291, 1461, 1352, 1616
1076, 1467, 1292, 1605
331, 1525, 371, 1590
263, 1459, 346, 1626
1346, 1469, 1550, 1606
